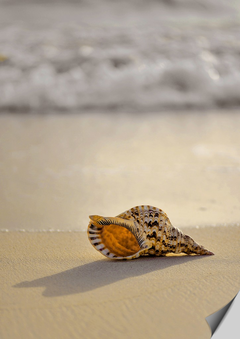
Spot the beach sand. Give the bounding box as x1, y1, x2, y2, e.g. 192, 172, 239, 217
1, 111, 240, 231
0, 111, 240, 338
1, 226, 240, 339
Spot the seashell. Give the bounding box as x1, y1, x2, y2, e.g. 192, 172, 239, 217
87, 205, 214, 260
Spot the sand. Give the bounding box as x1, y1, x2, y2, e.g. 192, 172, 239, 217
0, 111, 240, 338
1, 111, 240, 231
1, 226, 240, 339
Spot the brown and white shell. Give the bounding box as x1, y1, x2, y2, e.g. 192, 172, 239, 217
87, 205, 214, 260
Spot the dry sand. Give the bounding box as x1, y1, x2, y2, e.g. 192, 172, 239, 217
0, 111, 240, 338
1, 226, 240, 339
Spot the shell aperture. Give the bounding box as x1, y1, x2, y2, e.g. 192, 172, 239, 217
87, 205, 214, 260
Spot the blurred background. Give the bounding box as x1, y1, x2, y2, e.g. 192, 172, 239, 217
0, 0, 240, 232
1, 0, 240, 112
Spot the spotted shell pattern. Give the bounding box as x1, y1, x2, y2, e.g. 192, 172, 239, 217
87, 205, 213, 260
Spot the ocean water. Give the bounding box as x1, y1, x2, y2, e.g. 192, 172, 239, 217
0, 0, 240, 112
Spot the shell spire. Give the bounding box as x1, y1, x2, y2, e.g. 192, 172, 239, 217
167, 228, 214, 256
87, 205, 214, 260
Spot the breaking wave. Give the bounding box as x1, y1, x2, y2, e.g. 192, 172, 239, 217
0, 0, 240, 112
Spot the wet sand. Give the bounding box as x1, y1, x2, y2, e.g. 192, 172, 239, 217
1, 111, 240, 231
1, 226, 240, 339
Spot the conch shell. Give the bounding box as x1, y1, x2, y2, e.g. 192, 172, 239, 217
87, 205, 214, 260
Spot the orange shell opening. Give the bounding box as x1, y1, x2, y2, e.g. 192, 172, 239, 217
101, 224, 141, 257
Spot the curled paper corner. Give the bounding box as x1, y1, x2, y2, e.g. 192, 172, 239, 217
206, 292, 239, 338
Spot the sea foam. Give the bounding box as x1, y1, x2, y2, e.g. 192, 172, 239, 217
0, 0, 240, 112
